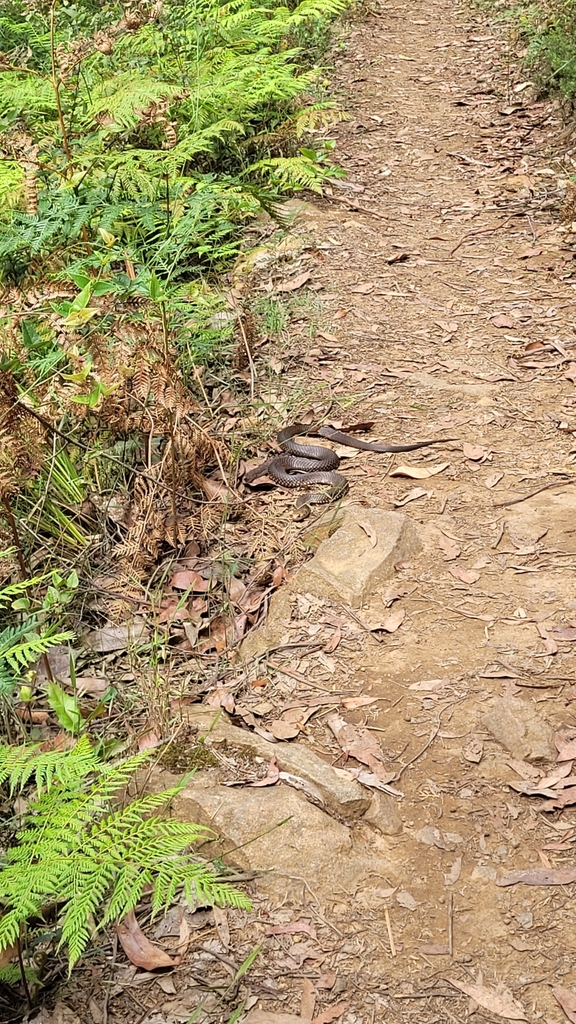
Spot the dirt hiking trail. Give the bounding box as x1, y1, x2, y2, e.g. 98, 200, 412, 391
61, 1, 576, 1022
234, 0, 576, 1018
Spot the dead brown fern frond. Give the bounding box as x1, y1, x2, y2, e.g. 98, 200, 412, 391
0, 373, 45, 494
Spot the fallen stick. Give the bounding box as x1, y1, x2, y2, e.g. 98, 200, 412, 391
450, 215, 513, 255
384, 907, 396, 958
493, 478, 575, 508
327, 193, 389, 221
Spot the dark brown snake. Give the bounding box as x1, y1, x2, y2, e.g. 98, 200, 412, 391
245, 424, 455, 506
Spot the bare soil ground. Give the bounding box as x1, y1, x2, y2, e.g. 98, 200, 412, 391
51, 1, 576, 1022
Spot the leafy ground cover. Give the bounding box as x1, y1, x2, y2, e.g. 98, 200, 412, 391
0, 0, 352, 1012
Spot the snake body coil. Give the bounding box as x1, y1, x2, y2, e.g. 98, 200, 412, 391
245, 424, 455, 506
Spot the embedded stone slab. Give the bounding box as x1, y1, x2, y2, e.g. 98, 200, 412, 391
184, 705, 371, 820
155, 770, 353, 894
482, 696, 555, 762
295, 508, 422, 608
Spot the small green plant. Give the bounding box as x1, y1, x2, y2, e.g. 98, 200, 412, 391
0, 555, 75, 719
0, 737, 250, 978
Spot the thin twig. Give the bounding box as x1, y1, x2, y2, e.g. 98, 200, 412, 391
493, 478, 575, 508
102, 932, 118, 1024
384, 907, 396, 957
450, 216, 513, 256
448, 892, 454, 957
327, 193, 389, 221
16, 936, 32, 1011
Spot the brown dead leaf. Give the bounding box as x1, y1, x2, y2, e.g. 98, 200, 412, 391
266, 920, 317, 939
390, 462, 449, 479
485, 471, 504, 489
228, 577, 247, 606
551, 627, 576, 641
269, 720, 300, 740
448, 980, 527, 1020
394, 486, 430, 507
76, 676, 108, 697
518, 247, 543, 259
206, 687, 235, 713
341, 696, 378, 709
553, 987, 576, 1023
117, 910, 180, 969
565, 363, 576, 384
276, 271, 312, 292
138, 729, 162, 752
312, 1002, 350, 1024
491, 314, 516, 329
301, 978, 316, 1021
326, 712, 388, 779
171, 569, 210, 592
555, 729, 576, 761
463, 442, 488, 461
349, 282, 374, 293
250, 757, 280, 787
438, 534, 461, 560
323, 625, 342, 653
448, 565, 480, 584
381, 608, 405, 632
382, 583, 417, 606
542, 787, 576, 810
496, 868, 576, 886
316, 972, 337, 990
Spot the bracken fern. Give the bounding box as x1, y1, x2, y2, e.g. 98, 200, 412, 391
0, 736, 250, 969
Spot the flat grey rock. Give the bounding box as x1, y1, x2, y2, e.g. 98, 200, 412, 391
482, 696, 555, 762
185, 707, 370, 819
170, 777, 353, 889
295, 508, 422, 608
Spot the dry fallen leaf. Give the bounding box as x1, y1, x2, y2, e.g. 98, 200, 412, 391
463, 442, 488, 461
250, 757, 280, 787
269, 720, 300, 740
390, 462, 449, 479
381, 608, 405, 632
317, 972, 337, 990
394, 486, 430, 507
117, 910, 181, 969
448, 979, 527, 1021
449, 565, 480, 584
276, 271, 312, 292
206, 687, 235, 713
171, 569, 210, 592
555, 729, 576, 761
553, 987, 576, 1023
266, 920, 317, 939
301, 978, 316, 1021
312, 1002, 350, 1024
496, 867, 576, 887
349, 282, 374, 293
438, 534, 461, 560
485, 471, 504, 489
491, 314, 516, 329
341, 696, 379, 709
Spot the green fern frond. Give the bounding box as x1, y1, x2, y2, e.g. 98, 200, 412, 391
248, 154, 327, 192
0, 739, 250, 967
